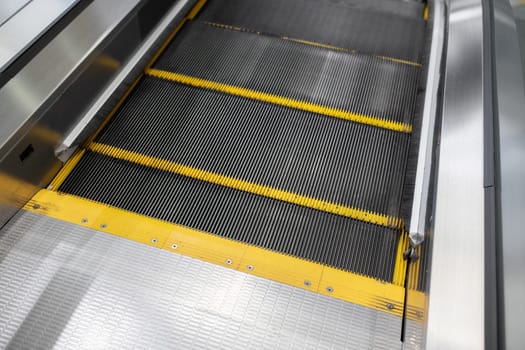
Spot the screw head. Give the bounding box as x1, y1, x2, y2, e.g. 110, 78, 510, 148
32, 204, 40, 209
386, 303, 395, 310
100, 223, 107, 229
171, 244, 178, 250
247, 265, 254, 271
151, 238, 158, 243
416, 311, 423, 319
225, 259, 232, 265
326, 287, 334, 293
304, 280, 311, 287
81, 218, 88, 223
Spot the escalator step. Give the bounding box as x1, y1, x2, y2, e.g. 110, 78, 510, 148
197, 0, 425, 62
58, 151, 400, 282
153, 21, 420, 125
95, 76, 409, 218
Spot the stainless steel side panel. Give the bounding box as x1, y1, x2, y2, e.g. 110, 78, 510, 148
425, 0, 486, 348
0, 0, 31, 26
0, 0, 142, 227
493, 0, 525, 347
0, 0, 141, 150
0, 0, 80, 73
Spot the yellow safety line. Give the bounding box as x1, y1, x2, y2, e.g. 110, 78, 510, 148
88, 142, 404, 229
200, 20, 422, 67
25, 189, 426, 320
146, 0, 208, 70
409, 245, 422, 290
84, 74, 144, 146
145, 68, 413, 133
424, 4, 429, 20
48, 148, 86, 190
392, 229, 410, 286
283, 36, 357, 54
392, 229, 422, 291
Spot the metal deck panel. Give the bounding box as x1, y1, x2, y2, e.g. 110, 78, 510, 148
0, 211, 423, 349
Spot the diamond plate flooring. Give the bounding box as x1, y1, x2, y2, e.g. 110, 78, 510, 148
0, 211, 424, 349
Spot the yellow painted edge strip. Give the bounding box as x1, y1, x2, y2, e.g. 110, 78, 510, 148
48, 148, 86, 190
25, 189, 426, 321
200, 20, 422, 67
409, 245, 422, 290
392, 229, 423, 290
88, 142, 403, 229
145, 68, 413, 134
84, 74, 144, 146
392, 228, 410, 286
146, 0, 209, 69
424, 3, 429, 20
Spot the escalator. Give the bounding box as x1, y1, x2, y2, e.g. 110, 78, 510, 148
1, 0, 431, 348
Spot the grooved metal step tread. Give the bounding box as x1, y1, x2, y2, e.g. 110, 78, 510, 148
197, 0, 425, 62
153, 21, 420, 125
95, 76, 409, 218
58, 151, 400, 282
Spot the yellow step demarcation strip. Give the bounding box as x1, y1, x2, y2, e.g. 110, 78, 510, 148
145, 0, 209, 70
145, 68, 413, 134
87, 142, 404, 230
200, 20, 423, 67
392, 228, 410, 286
25, 189, 426, 321
424, 4, 429, 20
392, 229, 422, 289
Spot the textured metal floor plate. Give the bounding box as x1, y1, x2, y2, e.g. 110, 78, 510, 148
58, 151, 399, 281
198, 0, 425, 61
0, 211, 424, 349
95, 76, 409, 218
154, 21, 420, 124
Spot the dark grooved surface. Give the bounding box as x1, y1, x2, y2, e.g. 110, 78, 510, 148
59, 152, 400, 281
96, 77, 409, 217
198, 0, 425, 62
154, 21, 420, 124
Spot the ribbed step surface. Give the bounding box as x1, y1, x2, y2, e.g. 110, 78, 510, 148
59, 151, 400, 281
153, 21, 420, 124
198, 0, 425, 61
95, 76, 409, 217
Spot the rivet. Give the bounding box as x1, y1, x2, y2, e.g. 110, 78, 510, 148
304, 280, 311, 287
225, 259, 232, 265
326, 287, 334, 293
386, 303, 395, 310
100, 224, 107, 229
81, 218, 88, 223
151, 238, 158, 243
32, 204, 40, 209
247, 265, 254, 271
171, 244, 178, 250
